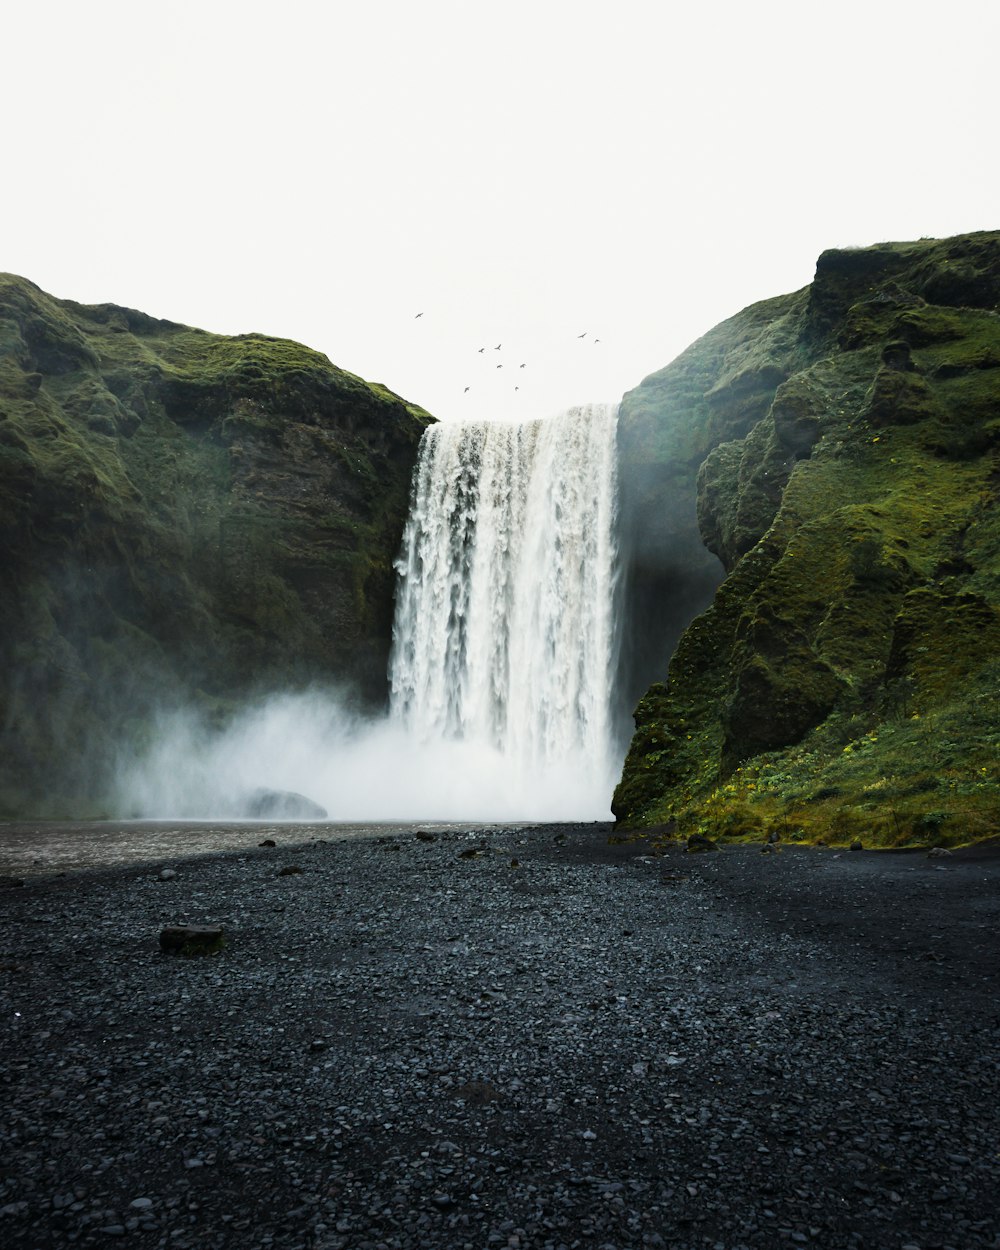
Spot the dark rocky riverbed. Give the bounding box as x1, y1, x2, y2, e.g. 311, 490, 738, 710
1, 821, 998, 1250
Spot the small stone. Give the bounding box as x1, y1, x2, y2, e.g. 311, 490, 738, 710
415, 830, 437, 842
159, 925, 224, 957
158, 868, 177, 881
582, 1129, 597, 1141
277, 865, 304, 876
129, 1198, 154, 1210
258, 838, 277, 848
850, 840, 864, 851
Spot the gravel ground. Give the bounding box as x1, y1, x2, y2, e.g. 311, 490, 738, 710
1, 821, 998, 1250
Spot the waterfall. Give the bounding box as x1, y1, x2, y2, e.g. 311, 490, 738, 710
389, 402, 621, 819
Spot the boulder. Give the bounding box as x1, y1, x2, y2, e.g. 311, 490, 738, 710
242, 788, 327, 820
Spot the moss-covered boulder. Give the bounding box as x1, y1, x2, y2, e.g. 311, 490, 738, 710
614, 231, 1000, 848
0, 274, 432, 816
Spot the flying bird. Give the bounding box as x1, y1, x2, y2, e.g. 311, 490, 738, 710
478, 347, 486, 352
519, 363, 526, 368
494, 343, 502, 350
496, 364, 503, 369
464, 386, 470, 393
577, 332, 587, 338
414, 312, 424, 318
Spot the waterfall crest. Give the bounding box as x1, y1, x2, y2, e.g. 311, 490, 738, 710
389, 402, 621, 818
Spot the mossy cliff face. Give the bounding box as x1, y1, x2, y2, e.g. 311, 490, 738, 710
0, 275, 432, 815
614, 232, 1000, 848
614, 286, 809, 722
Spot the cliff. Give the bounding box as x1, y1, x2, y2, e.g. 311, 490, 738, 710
0, 275, 432, 815
614, 232, 1000, 847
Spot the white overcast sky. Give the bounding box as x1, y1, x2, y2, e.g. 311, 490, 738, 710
5, 0, 998, 423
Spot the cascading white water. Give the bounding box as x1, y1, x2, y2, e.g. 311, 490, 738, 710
389, 402, 621, 818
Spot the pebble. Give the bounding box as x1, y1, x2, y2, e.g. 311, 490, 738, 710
0, 823, 997, 1250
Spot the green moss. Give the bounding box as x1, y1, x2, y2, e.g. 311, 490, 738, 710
616, 230, 1000, 848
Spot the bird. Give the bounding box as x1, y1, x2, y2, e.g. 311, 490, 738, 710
577, 332, 587, 338
478, 347, 485, 353
414, 312, 424, 318
519, 362, 526, 368
515, 386, 519, 392
496, 364, 503, 369
464, 386, 470, 393
494, 343, 502, 350
594, 338, 601, 344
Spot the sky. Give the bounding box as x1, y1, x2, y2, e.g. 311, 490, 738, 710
5, 0, 998, 424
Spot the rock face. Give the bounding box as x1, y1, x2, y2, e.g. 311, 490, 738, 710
614, 231, 1000, 847
0, 275, 432, 815
614, 287, 805, 723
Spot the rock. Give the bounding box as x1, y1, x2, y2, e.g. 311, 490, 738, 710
686, 833, 717, 853
277, 865, 304, 877
927, 847, 954, 858
258, 838, 277, 848
158, 925, 224, 957
881, 339, 914, 371
242, 789, 328, 821
850, 840, 864, 851
158, 868, 177, 881
415, 830, 437, 842
454, 1080, 501, 1105
0, 876, 26, 888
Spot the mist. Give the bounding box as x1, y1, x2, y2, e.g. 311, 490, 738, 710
114, 690, 621, 823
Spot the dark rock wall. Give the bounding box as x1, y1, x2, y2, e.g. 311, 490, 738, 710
0, 275, 432, 815
614, 232, 1000, 847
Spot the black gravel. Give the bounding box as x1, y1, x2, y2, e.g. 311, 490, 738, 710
1, 822, 998, 1250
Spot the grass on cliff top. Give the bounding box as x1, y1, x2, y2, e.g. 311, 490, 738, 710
90, 317, 434, 426
673, 655, 1000, 850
